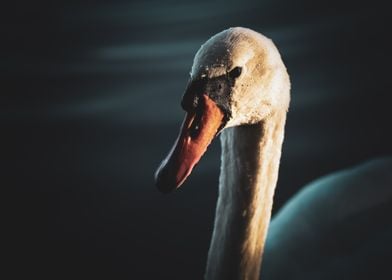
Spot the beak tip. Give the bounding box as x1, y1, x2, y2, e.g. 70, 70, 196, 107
154, 166, 177, 194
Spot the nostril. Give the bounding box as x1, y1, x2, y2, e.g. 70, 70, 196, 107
190, 124, 200, 139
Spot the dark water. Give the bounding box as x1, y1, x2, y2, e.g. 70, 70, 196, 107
3, 0, 391, 278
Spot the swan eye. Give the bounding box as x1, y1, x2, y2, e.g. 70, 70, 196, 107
228, 66, 242, 79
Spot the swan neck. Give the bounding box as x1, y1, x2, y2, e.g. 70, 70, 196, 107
205, 110, 286, 280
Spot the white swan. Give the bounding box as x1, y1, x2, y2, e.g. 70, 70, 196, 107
155, 27, 392, 280
155, 27, 289, 280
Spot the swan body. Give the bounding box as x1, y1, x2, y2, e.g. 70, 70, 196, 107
262, 157, 392, 280
155, 27, 290, 280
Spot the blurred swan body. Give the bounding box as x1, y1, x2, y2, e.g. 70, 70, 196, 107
262, 157, 392, 280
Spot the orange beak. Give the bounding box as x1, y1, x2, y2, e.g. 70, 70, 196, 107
155, 94, 224, 193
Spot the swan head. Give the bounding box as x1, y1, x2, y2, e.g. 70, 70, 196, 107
155, 27, 290, 193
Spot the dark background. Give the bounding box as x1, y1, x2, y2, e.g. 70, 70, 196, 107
3, 0, 391, 279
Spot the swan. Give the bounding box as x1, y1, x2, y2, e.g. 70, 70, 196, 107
154, 27, 392, 279
155, 27, 290, 280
